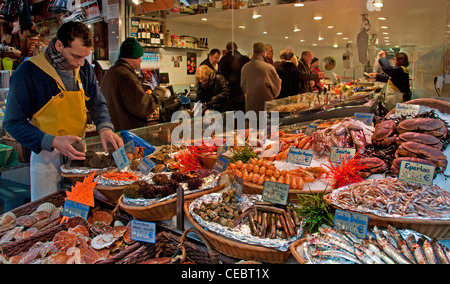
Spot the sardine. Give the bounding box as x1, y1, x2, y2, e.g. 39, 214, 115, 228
372, 226, 412, 264
411, 243, 428, 264
354, 245, 385, 264
310, 250, 362, 264
319, 226, 354, 247
398, 240, 417, 264
364, 239, 396, 264
419, 238, 438, 264
431, 239, 450, 264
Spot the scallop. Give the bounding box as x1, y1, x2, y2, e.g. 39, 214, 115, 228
36, 202, 56, 214
0, 212, 17, 226
91, 233, 115, 250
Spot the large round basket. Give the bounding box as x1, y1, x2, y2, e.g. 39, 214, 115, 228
61, 168, 115, 183
386, 98, 450, 117
95, 184, 128, 204
323, 193, 450, 239
183, 200, 291, 263
196, 154, 217, 169
242, 180, 329, 204
118, 183, 226, 222
288, 238, 308, 264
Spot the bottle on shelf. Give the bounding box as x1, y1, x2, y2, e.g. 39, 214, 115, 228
145, 24, 151, 44
205, 38, 208, 49
137, 24, 142, 42
159, 24, 164, 45
150, 24, 156, 45
154, 24, 161, 45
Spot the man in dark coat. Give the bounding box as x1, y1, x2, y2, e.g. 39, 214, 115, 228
298, 50, 324, 94
101, 37, 165, 131
273, 48, 300, 98
218, 42, 250, 112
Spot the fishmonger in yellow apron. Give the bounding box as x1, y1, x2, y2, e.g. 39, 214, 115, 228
384, 66, 409, 112
28, 53, 88, 200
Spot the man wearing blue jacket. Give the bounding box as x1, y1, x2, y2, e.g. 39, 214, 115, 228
3, 21, 123, 200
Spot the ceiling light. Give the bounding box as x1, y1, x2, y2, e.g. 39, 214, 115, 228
299, 39, 305, 42
336, 32, 343, 35
373, 1, 383, 8
327, 26, 334, 29
252, 14, 262, 19
314, 16, 322, 20
294, 28, 301, 32
285, 36, 289, 39
378, 17, 387, 20
294, 3, 304, 7
348, 41, 353, 43
201, 18, 207, 21
333, 44, 338, 48
382, 32, 389, 35
312, 44, 317, 46
132, 0, 140, 5
343, 37, 349, 40
381, 26, 389, 29
318, 37, 324, 41
238, 25, 246, 29
263, 31, 267, 34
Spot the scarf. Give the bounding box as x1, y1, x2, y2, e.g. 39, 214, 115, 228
44, 38, 77, 70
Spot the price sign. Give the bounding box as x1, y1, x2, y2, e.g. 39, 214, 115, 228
333, 209, 369, 239
398, 160, 435, 185
62, 200, 90, 219
394, 103, 420, 118
304, 122, 318, 136
232, 175, 244, 198
124, 140, 135, 153
329, 147, 357, 164
286, 148, 314, 166
212, 154, 231, 173
130, 220, 156, 243
262, 181, 289, 206
137, 156, 156, 175
112, 146, 130, 171
353, 112, 375, 126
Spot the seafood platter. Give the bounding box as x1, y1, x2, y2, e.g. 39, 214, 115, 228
290, 224, 450, 264
185, 188, 303, 263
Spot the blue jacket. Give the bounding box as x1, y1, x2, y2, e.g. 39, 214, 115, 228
3, 59, 114, 154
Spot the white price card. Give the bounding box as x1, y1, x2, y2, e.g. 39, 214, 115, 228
286, 148, 314, 166
334, 209, 369, 239
304, 122, 318, 136
213, 154, 231, 173
394, 103, 420, 118
329, 147, 357, 164
262, 181, 289, 206
112, 146, 130, 171
130, 220, 156, 243
398, 160, 435, 186
137, 156, 156, 175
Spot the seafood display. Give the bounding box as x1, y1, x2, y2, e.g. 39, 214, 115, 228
122, 169, 220, 207
0, 203, 63, 245
61, 150, 116, 175
190, 190, 304, 251
296, 224, 450, 264
260, 132, 313, 160
1, 211, 133, 264
329, 178, 450, 219
227, 157, 328, 189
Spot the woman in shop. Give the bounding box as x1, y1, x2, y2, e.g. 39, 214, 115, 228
199, 48, 221, 70
310, 57, 323, 93
369, 50, 411, 111
273, 48, 300, 98
195, 64, 232, 114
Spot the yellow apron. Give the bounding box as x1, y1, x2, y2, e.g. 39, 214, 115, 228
384, 66, 409, 111
28, 53, 87, 138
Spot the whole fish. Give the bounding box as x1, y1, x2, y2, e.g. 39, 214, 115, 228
319, 226, 354, 247
310, 250, 362, 264
419, 237, 438, 264
372, 226, 412, 264
398, 240, 417, 264
364, 239, 396, 264
411, 243, 428, 264
354, 245, 385, 264
431, 239, 450, 264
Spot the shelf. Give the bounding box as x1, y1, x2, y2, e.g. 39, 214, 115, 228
140, 44, 208, 52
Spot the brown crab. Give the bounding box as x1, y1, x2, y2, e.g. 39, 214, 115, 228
356, 157, 388, 178
390, 157, 437, 176
372, 120, 398, 147
397, 118, 448, 139
395, 141, 448, 170
396, 132, 444, 150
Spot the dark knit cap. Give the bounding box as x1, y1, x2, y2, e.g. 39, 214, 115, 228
119, 37, 143, 59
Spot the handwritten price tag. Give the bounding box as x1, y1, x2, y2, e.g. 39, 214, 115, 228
286, 148, 314, 166
329, 147, 357, 164
63, 200, 90, 219
398, 160, 435, 185
137, 156, 156, 175
304, 122, 318, 136
334, 209, 369, 239
130, 220, 156, 243
394, 103, 420, 118
353, 112, 375, 126
112, 146, 130, 171
213, 154, 231, 173
232, 175, 244, 198
262, 181, 289, 206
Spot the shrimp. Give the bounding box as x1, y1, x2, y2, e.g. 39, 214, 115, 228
252, 173, 260, 184
257, 174, 265, 186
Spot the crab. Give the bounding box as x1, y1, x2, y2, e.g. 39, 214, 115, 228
395, 141, 448, 171
397, 118, 448, 139
372, 120, 398, 147
390, 157, 437, 176
396, 132, 444, 150
356, 157, 388, 178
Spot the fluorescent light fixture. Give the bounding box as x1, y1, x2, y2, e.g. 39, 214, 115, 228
299, 39, 305, 42
327, 26, 334, 29
336, 32, 343, 35
318, 37, 324, 41
382, 32, 389, 35
201, 18, 207, 21
238, 25, 246, 29
252, 14, 262, 19
373, 0, 383, 8
314, 16, 322, 20
294, 28, 301, 32
378, 17, 387, 20
343, 37, 349, 40
294, 3, 304, 7
333, 44, 338, 48
285, 36, 289, 39
381, 26, 389, 29
132, 0, 139, 5
263, 31, 267, 34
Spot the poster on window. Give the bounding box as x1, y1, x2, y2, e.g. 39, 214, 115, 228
187, 52, 196, 75
141, 52, 160, 91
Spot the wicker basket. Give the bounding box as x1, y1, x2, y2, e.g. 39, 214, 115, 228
197, 154, 217, 169
183, 200, 291, 264
386, 98, 450, 117
1, 136, 31, 163
95, 184, 128, 204
118, 183, 226, 222
289, 238, 308, 264
61, 168, 115, 184
323, 193, 450, 239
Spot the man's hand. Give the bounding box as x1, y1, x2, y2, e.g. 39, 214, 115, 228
52, 135, 86, 160
318, 72, 325, 79
99, 128, 124, 153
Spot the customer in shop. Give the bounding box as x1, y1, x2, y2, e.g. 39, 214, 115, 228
101, 37, 165, 132
200, 48, 221, 70
195, 64, 232, 114
298, 50, 325, 94
369, 50, 411, 110
273, 48, 300, 98
310, 57, 323, 93
265, 43, 274, 64
241, 42, 281, 114
3, 21, 123, 201
218, 41, 250, 112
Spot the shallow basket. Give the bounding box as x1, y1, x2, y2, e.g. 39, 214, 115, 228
323, 193, 450, 239
183, 200, 291, 264
61, 168, 115, 184
118, 183, 226, 222
95, 184, 128, 204
386, 98, 450, 118
288, 238, 308, 264
197, 154, 217, 169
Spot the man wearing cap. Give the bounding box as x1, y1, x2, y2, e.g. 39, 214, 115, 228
3, 21, 123, 200
101, 37, 165, 132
